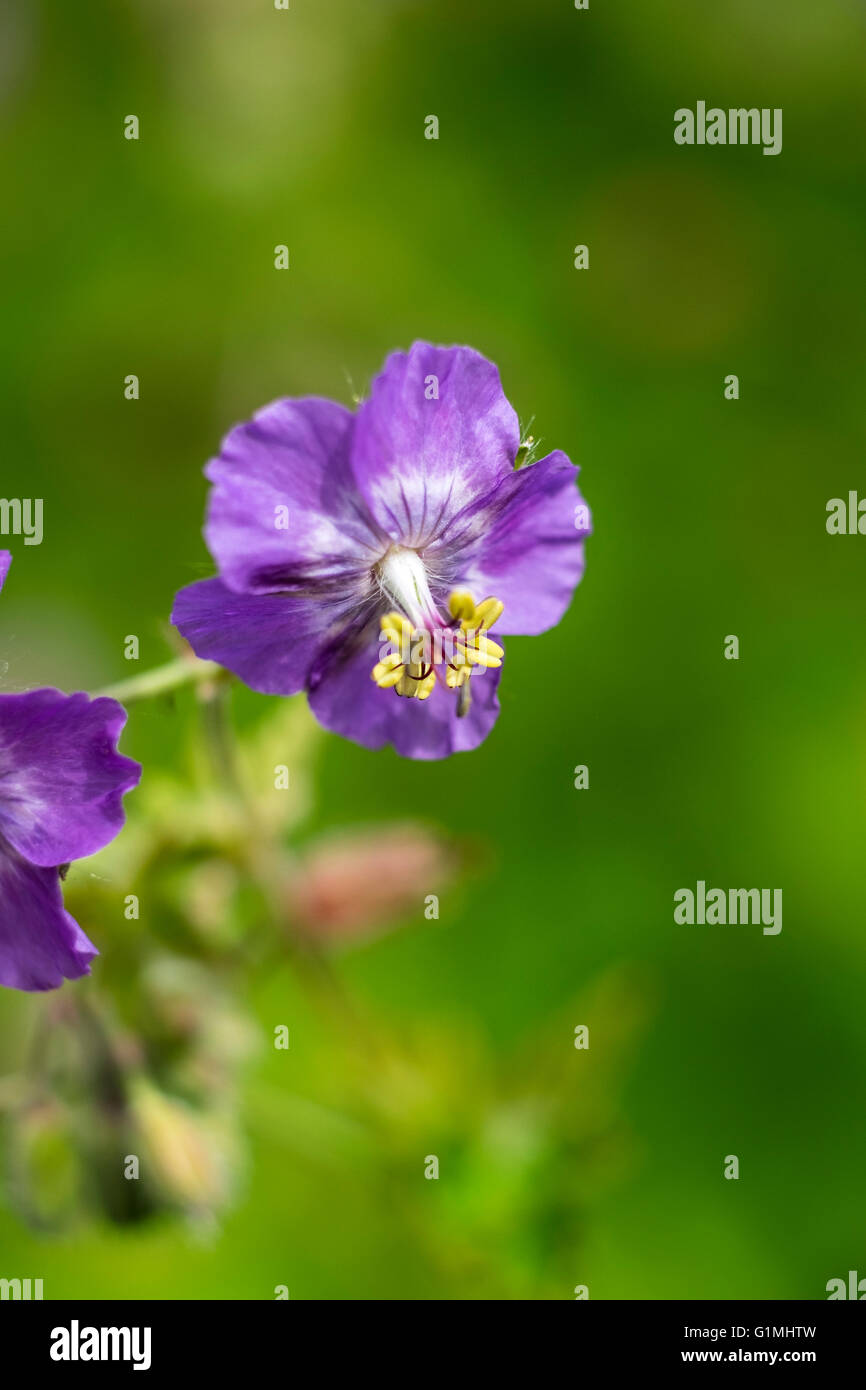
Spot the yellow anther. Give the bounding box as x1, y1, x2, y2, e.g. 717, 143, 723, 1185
473, 598, 504, 630
371, 654, 404, 688
473, 635, 504, 660
462, 642, 502, 669
380, 611, 412, 645
374, 652, 402, 671
395, 668, 436, 700
448, 590, 476, 622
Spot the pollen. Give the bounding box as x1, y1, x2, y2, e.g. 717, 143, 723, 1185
371, 589, 504, 711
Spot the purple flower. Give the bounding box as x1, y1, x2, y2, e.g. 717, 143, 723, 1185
0, 553, 141, 991
173, 343, 590, 759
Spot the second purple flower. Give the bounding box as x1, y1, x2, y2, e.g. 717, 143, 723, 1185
0, 554, 141, 991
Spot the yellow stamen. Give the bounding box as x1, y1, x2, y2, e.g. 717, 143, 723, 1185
448, 590, 476, 622
371, 588, 505, 707
395, 668, 436, 700
380, 612, 413, 646
371, 655, 404, 688
461, 643, 502, 668
473, 597, 504, 630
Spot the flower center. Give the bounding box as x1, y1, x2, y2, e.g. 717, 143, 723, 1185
371, 547, 504, 714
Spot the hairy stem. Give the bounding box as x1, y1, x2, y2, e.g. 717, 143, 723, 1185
96, 657, 225, 704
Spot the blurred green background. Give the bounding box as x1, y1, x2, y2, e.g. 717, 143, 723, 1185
1, 0, 865, 1299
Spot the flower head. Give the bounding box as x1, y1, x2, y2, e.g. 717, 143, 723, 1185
0, 553, 141, 991
173, 343, 590, 758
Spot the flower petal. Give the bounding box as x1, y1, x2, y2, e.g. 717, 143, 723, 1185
0, 690, 141, 868
0, 844, 96, 991
307, 618, 502, 759
350, 343, 520, 545
0, 551, 10, 593
434, 451, 590, 635
172, 577, 355, 697
204, 396, 382, 594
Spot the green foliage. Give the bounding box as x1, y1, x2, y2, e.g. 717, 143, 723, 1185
1, 0, 864, 1298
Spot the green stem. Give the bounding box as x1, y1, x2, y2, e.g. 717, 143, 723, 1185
96, 657, 225, 704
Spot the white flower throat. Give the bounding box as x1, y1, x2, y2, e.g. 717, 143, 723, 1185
376, 546, 439, 629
